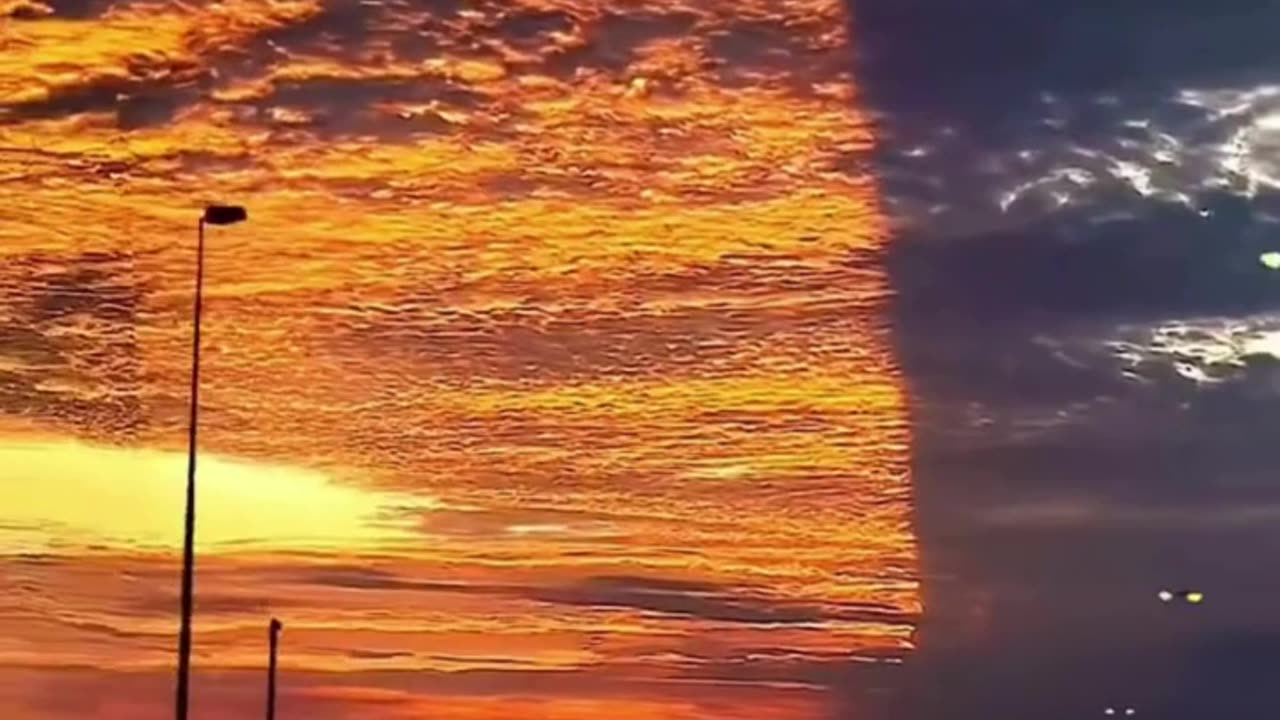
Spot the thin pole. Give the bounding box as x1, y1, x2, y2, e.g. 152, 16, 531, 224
175, 217, 205, 720
267, 619, 282, 720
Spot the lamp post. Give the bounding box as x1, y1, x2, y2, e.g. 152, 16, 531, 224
175, 204, 247, 720
267, 618, 283, 720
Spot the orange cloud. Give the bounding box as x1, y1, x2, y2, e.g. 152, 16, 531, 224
0, 1, 916, 719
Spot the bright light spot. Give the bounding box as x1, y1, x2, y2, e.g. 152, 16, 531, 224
1257, 112, 1280, 131
1105, 709, 1116, 716
1185, 591, 1205, 604
625, 76, 650, 99
1126, 709, 1136, 716
686, 463, 754, 480
1242, 329, 1280, 356
506, 524, 569, 536
0, 438, 430, 552
1260, 252, 1280, 270
1158, 590, 1174, 602
1112, 160, 1156, 196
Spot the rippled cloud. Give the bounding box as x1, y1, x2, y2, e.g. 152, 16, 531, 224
0, 2, 916, 719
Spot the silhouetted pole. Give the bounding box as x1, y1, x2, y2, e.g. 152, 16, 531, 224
175, 205, 247, 720
267, 618, 283, 720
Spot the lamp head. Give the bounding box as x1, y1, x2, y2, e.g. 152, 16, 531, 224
203, 205, 247, 225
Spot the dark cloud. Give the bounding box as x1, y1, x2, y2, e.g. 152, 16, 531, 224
1, 81, 198, 129
705, 19, 847, 91
497, 8, 577, 50
343, 649, 415, 660
299, 566, 515, 594
300, 567, 913, 628
248, 75, 486, 136
1, 42, 205, 128
538, 576, 913, 627
532, 575, 810, 624
244, 0, 469, 65
0, 82, 123, 122
7, 0, 116, 19
253, 0, 384, 52
543, 9, 699, 76
231, 1, 687, 113
0, 251, 146, 438
115, 92, 184, 129
708, 21, 807, 68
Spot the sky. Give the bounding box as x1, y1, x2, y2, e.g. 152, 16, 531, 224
1, 2, 916, 719
852, 1, 1280, 717
4, 1, 1280, 719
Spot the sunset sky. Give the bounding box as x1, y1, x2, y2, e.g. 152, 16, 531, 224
10, 1, 1280, 718
0, 2, 918, 719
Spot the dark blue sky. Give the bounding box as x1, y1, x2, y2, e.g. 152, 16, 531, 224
849, 1, 1280, 717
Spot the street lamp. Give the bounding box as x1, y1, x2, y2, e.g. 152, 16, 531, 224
175, 204, 247, 720
267, 618, 283, 720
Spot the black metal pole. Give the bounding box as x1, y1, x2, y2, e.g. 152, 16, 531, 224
175, 217, 205, 720
267, 619, 283, 720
